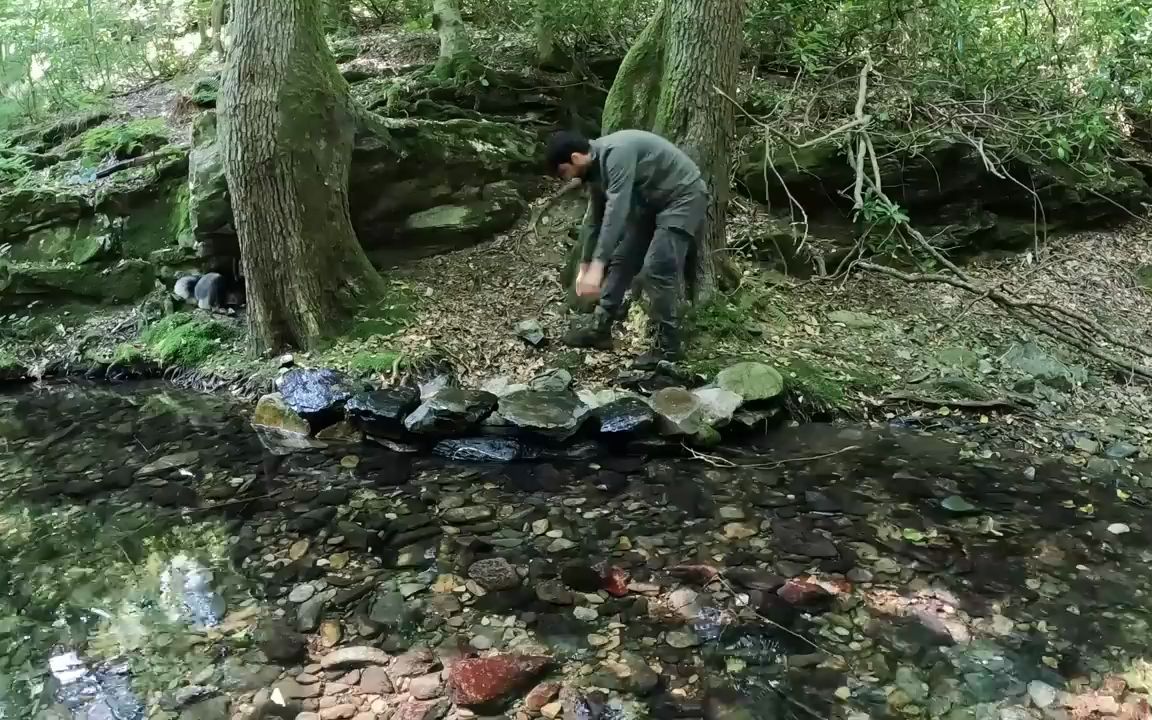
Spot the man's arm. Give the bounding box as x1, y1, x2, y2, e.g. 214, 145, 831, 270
592, 146, 637, 263
579, 190, 605, 264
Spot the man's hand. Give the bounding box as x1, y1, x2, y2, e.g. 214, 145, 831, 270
576, 260, 605, 298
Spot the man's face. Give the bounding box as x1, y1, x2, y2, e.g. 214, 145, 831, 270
557, 152, 589, 180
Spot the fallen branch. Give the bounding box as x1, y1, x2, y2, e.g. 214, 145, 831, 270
529, 177, 583, 243
878, 392, 1033, 412
684, 444, 862, 469
94, 148, 185, 179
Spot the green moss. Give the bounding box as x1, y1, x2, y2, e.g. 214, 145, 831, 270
111, 342, 145, 365
685, 286, 786, 344
779, 357, 883, 416
348, 351, 404, 374
342, 283, 418, 341
70, 119, 169, 166
0, 349, 19, 369
141, 313, 238, 366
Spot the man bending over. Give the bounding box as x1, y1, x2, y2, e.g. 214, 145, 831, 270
545, 129, 708, 368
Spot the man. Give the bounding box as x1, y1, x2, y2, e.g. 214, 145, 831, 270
545, 129, 708, 368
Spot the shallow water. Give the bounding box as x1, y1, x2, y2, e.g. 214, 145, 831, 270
3, 381, 1152, 719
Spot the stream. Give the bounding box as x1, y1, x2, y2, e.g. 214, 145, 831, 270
2, 381, 1152, 720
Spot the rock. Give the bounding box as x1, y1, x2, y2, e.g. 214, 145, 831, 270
524, 681, 562, 712
536, 580, 574, 605
668, 588, 703, 620
468, 558, 521, 591
397, 182, 526, 256
404, 388, 498, 435
433, 437, 523, 463
359, 666, 395, 694
392, 698, 451, 720
941, 495, 979, 514
1107, 523, 1131, 535
278, 368, 359, 423
255, 620, 306, 663
188, 112, 231, 238
315, 421, 361, 443
409, 672, 445, 700
573, 606, 599, 622
178, 696, 231, 720
1105, 441, 1140, 459
346, 387, 420, 435
252, 393, 311, 435
319, 705, 357, 720
515, 320, 546, 347
726, 569, 785, 591
648, 387, 705, 435
136, 450, 200, 477
1002, 342, 1086, 391
666, 629, 701, 649
611, 652, 659, 695
1027, 680, 1057, 709
442, 505, 494, 524
448, 654, 552, 707
288, 583, 316, 603
0, 258, 157, 309
827, 310, 883, 328
480, 376, 528, 397
693, 387, 743, 427
593, 396, 656, 434
368, 590, 408, 627
714, 362, 785, 403
297, 594, 326, 633
528, 368, 573, 392
319, 646, 392, 669
497, 390, 590, 440
777, 578, 833, 608
390, 648, 437, 679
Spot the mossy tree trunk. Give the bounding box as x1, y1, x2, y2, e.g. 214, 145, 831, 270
601, 0, 748, 300
532, 0, 560, 68
218, 0, 388, 354
431, 0, 480, 80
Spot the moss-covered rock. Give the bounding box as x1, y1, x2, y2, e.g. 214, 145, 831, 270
0, 259, 156, 308
140, 313, 238, 366
7, 110, 115, 153
188, 112, 231, 240
0, 188, 90, 241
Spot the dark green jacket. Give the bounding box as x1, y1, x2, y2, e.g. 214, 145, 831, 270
579, 129, 706, 264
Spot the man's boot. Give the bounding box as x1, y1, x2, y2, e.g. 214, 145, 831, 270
562, 307, 614, 350
633, 323, 682, 369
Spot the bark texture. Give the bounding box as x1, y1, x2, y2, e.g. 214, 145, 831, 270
218, 0, 387, 353
600, 0, 748, 299
431, 0, 478, 79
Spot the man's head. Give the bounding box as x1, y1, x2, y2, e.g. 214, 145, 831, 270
545, 131, 593, 180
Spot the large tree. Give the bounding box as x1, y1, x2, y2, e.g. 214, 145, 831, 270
218, 0, 388, 352
601, 0, 749, 299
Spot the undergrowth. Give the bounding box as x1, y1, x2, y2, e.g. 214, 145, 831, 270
72, 118, 169, 165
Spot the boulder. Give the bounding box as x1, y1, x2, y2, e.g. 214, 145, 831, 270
714, 362, 785, 404
448, 654, 552, 707
496, 389, 590, 440
346, 387, 420, 436
693, 387, 743, 427
593, 396, 656, 435
251, 393, 311, 435
0, 259, 156, 308
278, 368, 360, 427
387, 181, 526, 262
467, 558, 521, 591
648, 387, 706, 436
404, 388, 498, 435
0, 188, 89, 242
1001, 341, 1087, 391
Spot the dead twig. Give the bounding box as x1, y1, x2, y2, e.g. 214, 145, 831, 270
878, 392, 1034, 412
684, 444, 862, 469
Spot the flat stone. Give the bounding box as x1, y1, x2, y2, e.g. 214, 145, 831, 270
497, 389, 590, 440
319, 705, 357, 720
648, 387, 705, 436
404, 388, 497, 435
467, 558, 521, 591
442, 506, 494, 524
714, 362, 785, 402
288, 584, 316, 603
320, 646, 391, 669
448, 654, 551, 706
1028, 681, 1057, 709
666, 629, 701, 649
409, 672, 444, 700
359, 666, 394, 695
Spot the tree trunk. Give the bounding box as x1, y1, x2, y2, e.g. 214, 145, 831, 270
210, 0, 228, 57
326, 0, 355, 32
653, 0, 748, 299
218, 0, 388, 353
431, 0, 479, 80
532, 0, 561, 68
601, 0, 747, 300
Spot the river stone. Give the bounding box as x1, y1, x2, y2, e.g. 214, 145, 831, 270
252, 393, 311, 435
693, 387, 743, 427
497, 390, 590, 439
468, 558, 521, 591
648, 387, 705, 435
298, 594, 327, 632
481, 376, 529, 397
320, 646, 392, 669
137, 450, 201, 476
404, 388, 497, 434
448, 655, 552, 706
346, 387, 420, 434
288, 583, 316, 603
442, 505, 493, 524
279, 368, 359, 418
255, 620, 306, 663
715, 362, 785, 403
593, 396, 655, 434
515, 319, 546, 347
433, 437, 522, 463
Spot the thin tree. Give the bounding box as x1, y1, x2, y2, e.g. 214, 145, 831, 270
218, 0, 388, 353
431, 0, 481, 80
601, 0, 750, 299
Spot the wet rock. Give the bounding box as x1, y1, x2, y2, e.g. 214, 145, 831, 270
941, 495, 979, 514
1027, 680, 1057, 708
433, 437, 523, 463
178, 696, 230, 720
726, 569, 785, 592
609, 652, 659, 695
298, 594, 326, 633
448, 654, 552, 706
1105, 441, 1140, 459
666, 629, 701, 649
252, 393, 311, 435
346, 387, 420, 435
529, 368, 573, 392
442, 505, 494, 524
368, 590, 408, 627
515, 319, 546, 347
320, 646, 392, 669
536, 580, 575, 605
279, 368, 359, 421
404, 388, 498, 435
293, 507, 337, 533
1002, 341, 1086, 391
525, 681, 562, 712
256, 620, 306, 663
137, 450, 201, 477
468, 558, 521, 591
288, 583, 316, 603
359, 666, 395, 694
315, 421, 362, 443
715, 362, 785, 403
777, 578, 833, 609
497, 390, 590, 439
693, 387, 743, 427
648, 388, 705, 435
593, 396, 656, 434
559, 563, 602, 593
